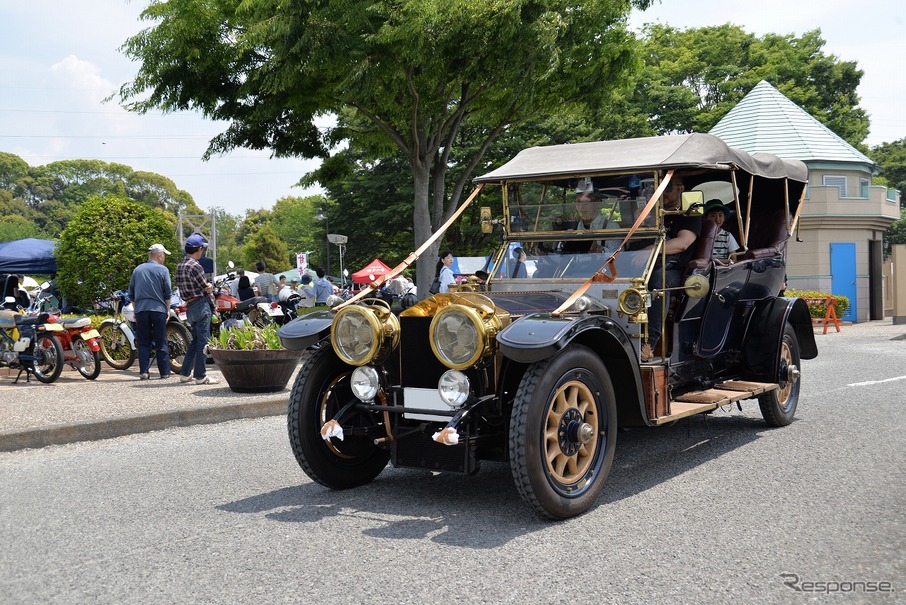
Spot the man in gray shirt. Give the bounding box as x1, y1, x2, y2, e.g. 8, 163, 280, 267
128, 243, 172, 380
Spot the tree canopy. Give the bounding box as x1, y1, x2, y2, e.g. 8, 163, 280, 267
0, 152, 203, 241
604, 24, 870, 146
119, 0, 651, 292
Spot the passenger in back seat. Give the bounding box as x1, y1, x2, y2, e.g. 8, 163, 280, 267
703, 199, 741, 264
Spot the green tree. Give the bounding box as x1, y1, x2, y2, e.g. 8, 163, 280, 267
871, 138, 906, 194
871, 138, 906, 253
118, 0, 648, 292
56, 195, 180, 307
626, 25, 869, 146
269, 194, 328, 268
208, 206, 243, 270
0, 215, 42, 243
241, 223, 290, 273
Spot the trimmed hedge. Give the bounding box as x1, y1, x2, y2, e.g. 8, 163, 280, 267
785, 289, 850, 319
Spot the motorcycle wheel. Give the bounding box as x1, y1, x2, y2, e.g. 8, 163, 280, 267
32, 334, 65, 384
166, 322, 192, 373
98, 323, 136, 370
72, 338, 102, 380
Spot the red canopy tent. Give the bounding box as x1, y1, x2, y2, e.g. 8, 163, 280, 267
351, 258, 392, 284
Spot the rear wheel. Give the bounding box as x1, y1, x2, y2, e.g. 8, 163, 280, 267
287, 345, 389, 489
32, 334, 64, 383
98, 323, 135, 370
72, 338, 101, 380
509, 344, 618, 519
166, 322, 191, 373
758, 323, 801, 427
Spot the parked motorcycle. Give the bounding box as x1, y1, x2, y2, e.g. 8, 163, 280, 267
0, 306, 65, 384
47, 315, 102, 380
97, 291, 137, 370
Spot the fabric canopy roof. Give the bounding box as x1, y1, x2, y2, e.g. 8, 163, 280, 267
351, 258, 392, 284
0, 238, 58, 274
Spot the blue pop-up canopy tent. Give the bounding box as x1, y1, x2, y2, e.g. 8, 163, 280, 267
0, 238, 58, 274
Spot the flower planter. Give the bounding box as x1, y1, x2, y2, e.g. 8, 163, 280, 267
209, 348, 302, 393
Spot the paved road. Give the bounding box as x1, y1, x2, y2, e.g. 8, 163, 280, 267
1, 323, 903, 603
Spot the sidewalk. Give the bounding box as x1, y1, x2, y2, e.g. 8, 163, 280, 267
0, 361, 299, 453
1, 319, 903, 453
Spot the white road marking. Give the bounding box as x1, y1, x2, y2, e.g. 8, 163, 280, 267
847, 375, 906, 387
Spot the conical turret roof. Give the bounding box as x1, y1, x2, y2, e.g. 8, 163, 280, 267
710, 80, 874, 168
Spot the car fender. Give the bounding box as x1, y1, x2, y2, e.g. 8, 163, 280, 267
497, 313, 649, 427
743, 297, 817, 381
277, 310, 334, 350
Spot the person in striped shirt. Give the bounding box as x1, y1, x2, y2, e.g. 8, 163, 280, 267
704, 199, 741, 264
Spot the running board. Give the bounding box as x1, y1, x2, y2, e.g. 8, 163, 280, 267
654, 381, 779, 425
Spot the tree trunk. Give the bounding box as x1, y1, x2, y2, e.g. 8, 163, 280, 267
411, 165, 438, 299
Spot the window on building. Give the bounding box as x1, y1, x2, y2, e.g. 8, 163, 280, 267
860, 177, 870, 198
823, 175, 847, 198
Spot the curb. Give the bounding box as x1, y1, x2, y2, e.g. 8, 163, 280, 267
0, 398, 288, 453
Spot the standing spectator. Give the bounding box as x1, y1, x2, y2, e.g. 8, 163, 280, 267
230, 268, 245, 298
278, 275, 287, 291
254, 261, 279, 302
128, 243, 172, 380
289, 278, 299, 291
176, 234, 219, 385
314, 268, 332, 305
435, 250, 456, 293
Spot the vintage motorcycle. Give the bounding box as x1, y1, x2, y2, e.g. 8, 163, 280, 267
0, 304, 65, 384
47, 314, 102, 380
97, 290, 137, 370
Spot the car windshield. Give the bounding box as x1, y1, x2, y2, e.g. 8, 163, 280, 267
494, 244, 654, 281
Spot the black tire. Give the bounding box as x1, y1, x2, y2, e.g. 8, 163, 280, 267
758, 323, 801, 427
509, 344, 618, 519
98, 323, 135, 370
32, 334, 64, 384
287, 345, 389, 489
166, 322, 191, 374
72, 338, 101, 380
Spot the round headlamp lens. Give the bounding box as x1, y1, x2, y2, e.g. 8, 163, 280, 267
438, 370, 470, 408
332, 306, 379, 366
350, 366, 380, 401
431, 307, 481, 368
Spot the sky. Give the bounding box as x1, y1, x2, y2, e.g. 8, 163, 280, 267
1, 1, 903, 217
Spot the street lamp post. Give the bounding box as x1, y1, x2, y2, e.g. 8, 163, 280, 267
315, 207, 330, 277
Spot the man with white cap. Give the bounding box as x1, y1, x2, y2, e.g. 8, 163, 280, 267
128, 243, 173, 380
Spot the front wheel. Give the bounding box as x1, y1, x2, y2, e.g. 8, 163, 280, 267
509, 344, 618, 519
166, 322, 191, 373
758, 323, 801, 427
98, 323, 135, 370
287, 345, 389, 489
32, 334, 64, 383
72, 338, 101, 380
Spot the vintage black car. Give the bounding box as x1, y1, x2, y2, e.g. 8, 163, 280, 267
278, 133, 818, 519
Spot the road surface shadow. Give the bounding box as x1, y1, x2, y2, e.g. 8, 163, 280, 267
218, 411, 770, 548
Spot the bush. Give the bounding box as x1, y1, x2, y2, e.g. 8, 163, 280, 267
55, 195, 180, 308
785, 289, 850, 319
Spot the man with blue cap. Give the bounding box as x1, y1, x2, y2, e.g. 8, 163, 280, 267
175, 233, 219, 385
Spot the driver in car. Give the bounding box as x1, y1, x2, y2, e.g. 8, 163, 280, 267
641, 174, 701, 361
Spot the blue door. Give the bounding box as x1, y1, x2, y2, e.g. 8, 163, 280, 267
830, 243, 857, 322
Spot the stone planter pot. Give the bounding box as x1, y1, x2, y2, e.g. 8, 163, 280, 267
209, 348, 302, 393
